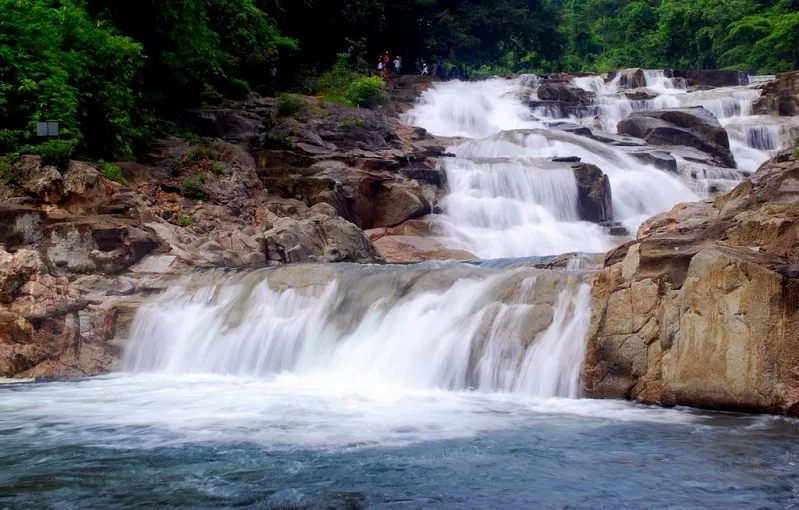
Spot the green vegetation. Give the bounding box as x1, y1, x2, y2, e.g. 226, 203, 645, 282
211, 162, 225, 175
177, 214, 192, 227
346, 77, 388, 108
276, 94, 306, 117
180, 177, 208, 200
2, 0, 797, 164
182, 146, 218, 166
558, 0, 799, 74
99, 161, 124, 182
339, 118, 367, 129
0, 158, 21, 190
17, 140, 77, 169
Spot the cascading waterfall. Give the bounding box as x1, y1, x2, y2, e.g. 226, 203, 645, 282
124, 264, 593, 398
404, 78, 698, 258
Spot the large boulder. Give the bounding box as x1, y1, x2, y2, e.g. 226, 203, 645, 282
62, 161, 114, 215
536, 82, 595, 106
617, 68, 646, 89
13, 156, 63, 204
572, 163, 613, 223
617, 107, 736, 168
754, 71, 799, 117
264, 213, 385, 265
584, 154, 799, 416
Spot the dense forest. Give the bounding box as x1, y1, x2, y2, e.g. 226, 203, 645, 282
1, 0, 798, 161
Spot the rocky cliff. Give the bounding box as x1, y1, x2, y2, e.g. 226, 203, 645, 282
584, 151, 799, 415
0, 79, 451, 378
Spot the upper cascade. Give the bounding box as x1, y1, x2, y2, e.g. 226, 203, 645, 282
402, 69, 795, 259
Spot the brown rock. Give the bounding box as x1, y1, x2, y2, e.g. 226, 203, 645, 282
754, 71, 799, 117
584, 155, 799, 415
572, 163, 613, 223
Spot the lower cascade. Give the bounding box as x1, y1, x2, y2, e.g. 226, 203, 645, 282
124, 263, 592, 398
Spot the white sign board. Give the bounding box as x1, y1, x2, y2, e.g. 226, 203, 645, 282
36, 122, 59, 137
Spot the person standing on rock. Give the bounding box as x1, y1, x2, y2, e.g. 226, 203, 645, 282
394, 56, 401, 75
421, 63, 429, 75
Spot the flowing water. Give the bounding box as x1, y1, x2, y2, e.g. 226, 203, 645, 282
403, 71, 793, 258
3, 73, 799, 508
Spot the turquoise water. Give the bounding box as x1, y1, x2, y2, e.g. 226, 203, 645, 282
2, 375, 798, 509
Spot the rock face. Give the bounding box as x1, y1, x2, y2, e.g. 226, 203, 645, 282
618, 68, 646, 89
572, 163, 613, 223
667, 69, 749, 88
754, 71, 799, 117
0, 86, 457, 378
537, 82, 595, 106
584, 153, 799, 416
617, 107, 736, 168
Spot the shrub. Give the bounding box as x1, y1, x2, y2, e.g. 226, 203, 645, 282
182, 146, 218, 166
0, 159, 21, 190
345, 77, 388, 108
99, 161, 124, 182
222, 78, 251, 100
277, 94, 305, 117
198, 172, 208, 183
262, 133, 292, 150
18, 139, 78, 169
180, 177, 208, 200
177, 215, 192, 227
211, 162, 224, 174
339, 117, 366, 129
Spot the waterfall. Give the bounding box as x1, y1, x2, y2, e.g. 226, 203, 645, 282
744, 125, 780, 150
124, 264, 593, 398
406, 79, 698, 257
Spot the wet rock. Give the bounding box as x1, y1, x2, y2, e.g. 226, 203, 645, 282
624, 88, 659, 101
546, 121, 593, 138
618, 68, 646, 89
667, 69, 749, 88
572, 163, 613, 223
552, 156, 581, 163
617, 107, 736, 168
626, 149, 679, 173
593, 131, 647, 147
536, 83, 595, 106
754, 71, 799, 117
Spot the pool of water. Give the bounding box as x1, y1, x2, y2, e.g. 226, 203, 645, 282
1, 375, 798, 508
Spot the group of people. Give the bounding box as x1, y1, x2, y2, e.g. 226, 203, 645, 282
377, 51, 402, 77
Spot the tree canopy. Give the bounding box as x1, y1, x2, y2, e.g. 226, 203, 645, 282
1, 0, 797, 160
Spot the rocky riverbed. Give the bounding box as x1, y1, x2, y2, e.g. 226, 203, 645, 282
1, 69, 799, 418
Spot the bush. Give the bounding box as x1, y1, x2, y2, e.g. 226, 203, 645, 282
99, 161, 124, 182
177, 215, 192, 227
0, 158, 21, 190
211, 162, 224, 174
345, 77, 388, 109
180, 177, 208, 200
221, 78, 251, 100
277, 94, 306, 117
182, 146, 218, 166
339, 117, 366, 129
19, 139, 78, 169
262, 133, 292, 150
